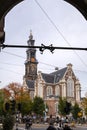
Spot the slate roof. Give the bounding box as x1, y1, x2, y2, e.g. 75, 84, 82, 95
26, 80, 34, 89
41, 67, 67, 84
41, 73, 54, 84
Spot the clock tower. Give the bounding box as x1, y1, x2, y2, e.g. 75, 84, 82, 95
24, 31, 38, 80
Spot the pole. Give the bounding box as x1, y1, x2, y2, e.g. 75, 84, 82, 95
16, 112, 19, 130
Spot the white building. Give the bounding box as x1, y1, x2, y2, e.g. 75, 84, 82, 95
23, 33, 81, 116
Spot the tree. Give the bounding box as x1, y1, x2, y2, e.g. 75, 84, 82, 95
58, 97, 72, 116
65, 101, 71, 114
5, 102, 10, 111
0, 89, 4, 115
71, 102, 81, 120
1, 82, 32, 115
58, 97, 67, 116
19, 91, 32, 115
81, 97, 87, 117
3, 114, 15, 130
32, 96, 45, 116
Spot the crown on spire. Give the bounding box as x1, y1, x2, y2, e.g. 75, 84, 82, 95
29, 30, 33, 40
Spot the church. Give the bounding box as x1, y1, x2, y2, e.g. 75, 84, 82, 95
23, 32, 81, 116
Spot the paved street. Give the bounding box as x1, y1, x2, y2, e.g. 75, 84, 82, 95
14, 123, 87, 130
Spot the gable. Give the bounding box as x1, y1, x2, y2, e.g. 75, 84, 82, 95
64, 66, 76, 80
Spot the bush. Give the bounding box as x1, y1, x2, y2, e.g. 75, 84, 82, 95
2, 114, 15, 130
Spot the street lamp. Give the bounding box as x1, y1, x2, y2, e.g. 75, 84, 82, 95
44, 96, 48, 122
16, 112, 19, 130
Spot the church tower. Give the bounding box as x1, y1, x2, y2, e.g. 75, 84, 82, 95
24, 31, 38, 80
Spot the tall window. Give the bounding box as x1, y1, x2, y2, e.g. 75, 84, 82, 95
47, 86, 52, 96
67, 77, 74, 97
76, 85, 80, 100
55, 85, 60, 96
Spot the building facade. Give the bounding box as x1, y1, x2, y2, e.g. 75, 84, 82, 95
23, 31, 38, 99
23, 33, 81, 116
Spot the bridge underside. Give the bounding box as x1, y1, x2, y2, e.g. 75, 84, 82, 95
0, 0, 87, 44
0, 0, 24, 44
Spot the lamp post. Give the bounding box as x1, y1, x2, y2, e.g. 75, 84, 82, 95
9, 96, 19, 130
16, 111, 19, 130
44, 97, 48, 122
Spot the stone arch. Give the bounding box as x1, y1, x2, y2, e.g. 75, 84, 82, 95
0, 0, 24, 20
0, 0, 87, 44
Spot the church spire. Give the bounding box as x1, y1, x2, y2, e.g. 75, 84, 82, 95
29, 30, 33, 40
24, 31, 38, 80
27, 30, 34, 46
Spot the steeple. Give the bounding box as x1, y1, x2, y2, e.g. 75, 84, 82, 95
24, 31, 38, 80
29, 30, 33, 40
27, 30, 34, 46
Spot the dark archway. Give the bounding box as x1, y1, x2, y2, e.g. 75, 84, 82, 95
0, 0, 24, 20
0, 0, 24, 44
0, 0, 87, 21
0, 0, 87, 44
64, 0, 87, 20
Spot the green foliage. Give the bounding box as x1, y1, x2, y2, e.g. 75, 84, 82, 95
65, 101, 72, 114
2, 114, 15, 130
82, 97, 87, 116
58, 97, 72, 116
21, 100, 33, 115
58, 97, 67, 116
84, 108, 87, 116
71, 102, 81, 120
32, 96, 45, 116
0, 90, 5, 116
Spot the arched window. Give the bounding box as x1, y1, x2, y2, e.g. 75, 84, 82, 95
55, 85, 60, 97
47, 86, 52, 96
67, 77, 74, 97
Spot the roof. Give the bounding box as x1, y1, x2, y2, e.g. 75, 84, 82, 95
41, 67, 67, 84
41, 73, 54, 84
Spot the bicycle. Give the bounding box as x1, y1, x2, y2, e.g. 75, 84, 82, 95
25, 122, 32, 130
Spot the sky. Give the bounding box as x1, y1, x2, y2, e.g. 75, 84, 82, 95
0, 0, 87, 97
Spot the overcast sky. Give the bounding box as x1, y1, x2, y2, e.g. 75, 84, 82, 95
0, 0, 87, 97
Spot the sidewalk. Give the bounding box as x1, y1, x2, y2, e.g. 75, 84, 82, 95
15, 122, 87, 129
16, 122, 49, 128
